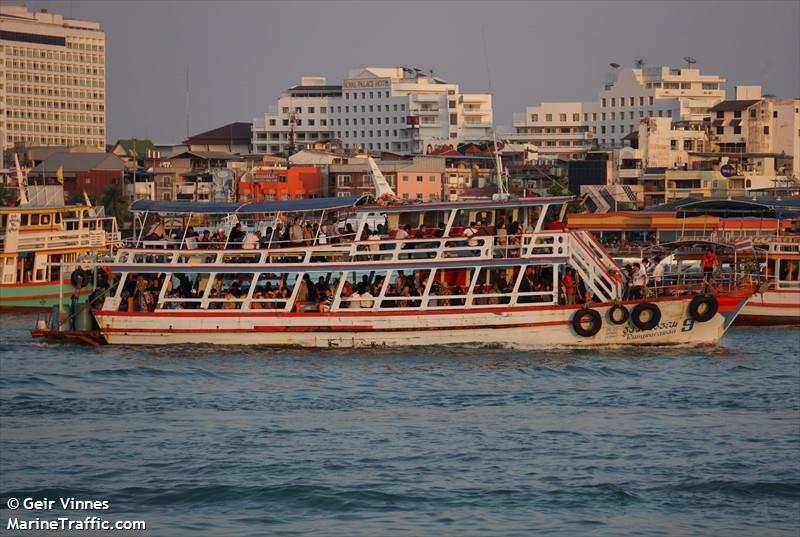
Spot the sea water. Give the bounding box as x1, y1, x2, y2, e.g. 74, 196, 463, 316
1, 314, 798, 536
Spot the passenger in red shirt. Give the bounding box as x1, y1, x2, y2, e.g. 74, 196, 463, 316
562, 269, 576, 305
702, 248, 718, 290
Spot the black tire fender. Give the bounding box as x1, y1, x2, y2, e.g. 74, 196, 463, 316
631, 302, 661, 331
573, 308, 602, 337
70, 267, 88, 289
689, 294, 718, 323
608, 304, 629, 325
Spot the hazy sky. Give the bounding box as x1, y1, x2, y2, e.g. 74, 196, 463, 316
21, 0, 800, 144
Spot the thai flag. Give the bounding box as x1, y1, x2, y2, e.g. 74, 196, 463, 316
734, 239, 753, 252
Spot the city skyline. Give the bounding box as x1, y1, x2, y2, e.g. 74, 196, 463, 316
19, 0, 800, 144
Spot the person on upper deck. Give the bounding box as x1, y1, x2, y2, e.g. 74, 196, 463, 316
228, 223, 245, 248
198, 230, 211, 248
242, 230, 260, 250
144, 216, 165, 242
289, 217, 304, 246
463, 222, 479, 247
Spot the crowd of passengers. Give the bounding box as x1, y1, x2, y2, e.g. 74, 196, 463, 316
116, 263, 565, 312
142, 214, 539, 256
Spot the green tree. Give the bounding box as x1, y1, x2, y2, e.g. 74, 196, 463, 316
101, 186, 129, 227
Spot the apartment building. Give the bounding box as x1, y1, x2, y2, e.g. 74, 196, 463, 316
329, 155, 445, 200
594, 66, 725, 147
507, 101, 594, 159
251, 77, 340, 155
253, 68, 493, 156
509, 65, 726, 151
1, 5, 106, 153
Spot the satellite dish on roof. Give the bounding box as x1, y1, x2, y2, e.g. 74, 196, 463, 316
684, 56, 697, 68
609, 63, 620, 69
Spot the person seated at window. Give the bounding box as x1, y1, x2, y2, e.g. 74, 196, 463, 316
395, 224, 410, 241
340, 281, 354, 308
208, 289, 221, 309
319, 288, 334, 312
222, 292, 237, 309
358, 283, 373, 308
250, 292, 263, 309
315, 276, 330, 296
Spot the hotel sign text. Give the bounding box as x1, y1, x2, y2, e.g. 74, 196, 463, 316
343, 79, 391, 89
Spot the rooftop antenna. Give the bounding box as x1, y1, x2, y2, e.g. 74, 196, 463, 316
684, 56, 697, 69
634, 56, 646, 68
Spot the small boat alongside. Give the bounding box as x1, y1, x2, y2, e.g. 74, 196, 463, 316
1, 203, 120, 311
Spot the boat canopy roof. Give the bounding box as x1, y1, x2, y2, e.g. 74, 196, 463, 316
675, 198, 800, 220
356, 196, 574, 214
129, 196, 367, 215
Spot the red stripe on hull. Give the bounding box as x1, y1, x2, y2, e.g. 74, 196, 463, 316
735, 315, 800, 326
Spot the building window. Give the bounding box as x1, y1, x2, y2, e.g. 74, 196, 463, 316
639, 96, 644, 106
337, 175, 351, 186
449, 100, 456, 109
416, 175, 423, 182
269, 119, 276, 126
308, 106, 315, 113
733, 110, 741, 118
450, 113, 457, 125
601, 126, 606, 134
545, 114, 552, 122
734, 126, 741, 135
658, 110, 663, 117
531, 114, 538, 122
572, 113, 580, 121
559, 113, 567, 122
629, 97, 634, 106
610, 125, 615, 133
592, 113, 597, 121
611, 98, 616, 107
429, 176, 435, 182
649, 97, 654, 105
702, 83, 718, 90
611, 112, 616, 120
666, 110, 672, 117
602, 113, 607, 121
321, 107, 327, 113
602, 98, 607, 108
295, 107, 301, 113
583, 113, 588, 122
716, 127, 724, 135
282, 107, 289, 113
763, 126, 769, 135
716, 111, 724, 119
402, 175, 409, 182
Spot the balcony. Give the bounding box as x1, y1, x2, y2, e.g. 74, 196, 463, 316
463, 122, 492, 129
411, 94, 442, 103
410, 108, 440, 115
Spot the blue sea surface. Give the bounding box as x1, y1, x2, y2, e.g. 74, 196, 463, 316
1, 314, 799, 536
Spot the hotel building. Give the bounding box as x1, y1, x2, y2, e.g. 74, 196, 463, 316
0, 4, 106, 152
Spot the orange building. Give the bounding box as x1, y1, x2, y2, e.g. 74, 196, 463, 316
239, 166, 323, 202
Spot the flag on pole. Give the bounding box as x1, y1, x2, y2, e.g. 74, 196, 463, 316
56, 165, 64, 184
734, 238, 753, 252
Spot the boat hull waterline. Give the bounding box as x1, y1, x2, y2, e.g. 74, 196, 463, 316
94, 294, 749, 348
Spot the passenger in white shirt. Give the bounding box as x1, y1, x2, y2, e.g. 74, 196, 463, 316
242, 230, 260, 250
651, 256, 665, 295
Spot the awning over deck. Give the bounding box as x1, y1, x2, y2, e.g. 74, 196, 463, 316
356, 196, 574, 214
129, 196, 367, 215
675, 198, 800, 220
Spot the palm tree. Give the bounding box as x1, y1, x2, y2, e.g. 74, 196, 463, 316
101, 186, 129, 228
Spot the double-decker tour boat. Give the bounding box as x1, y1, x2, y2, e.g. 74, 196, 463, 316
1, 201, 120, 311
82, 181, 750, 348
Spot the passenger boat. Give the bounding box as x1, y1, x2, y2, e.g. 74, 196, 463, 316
84, 189, 751, 348
1, 203, 120, 311
738, 237, 800, 325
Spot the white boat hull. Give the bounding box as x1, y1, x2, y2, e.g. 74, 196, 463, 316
739, 289, 800, 325
94, 295, 748, 348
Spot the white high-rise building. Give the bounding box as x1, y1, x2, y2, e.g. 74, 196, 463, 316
0, 4, 106, 151
252, 67, 493, 155
251, 77, 340, 155
332, 67, 492, 154
594, 66, 725, 147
